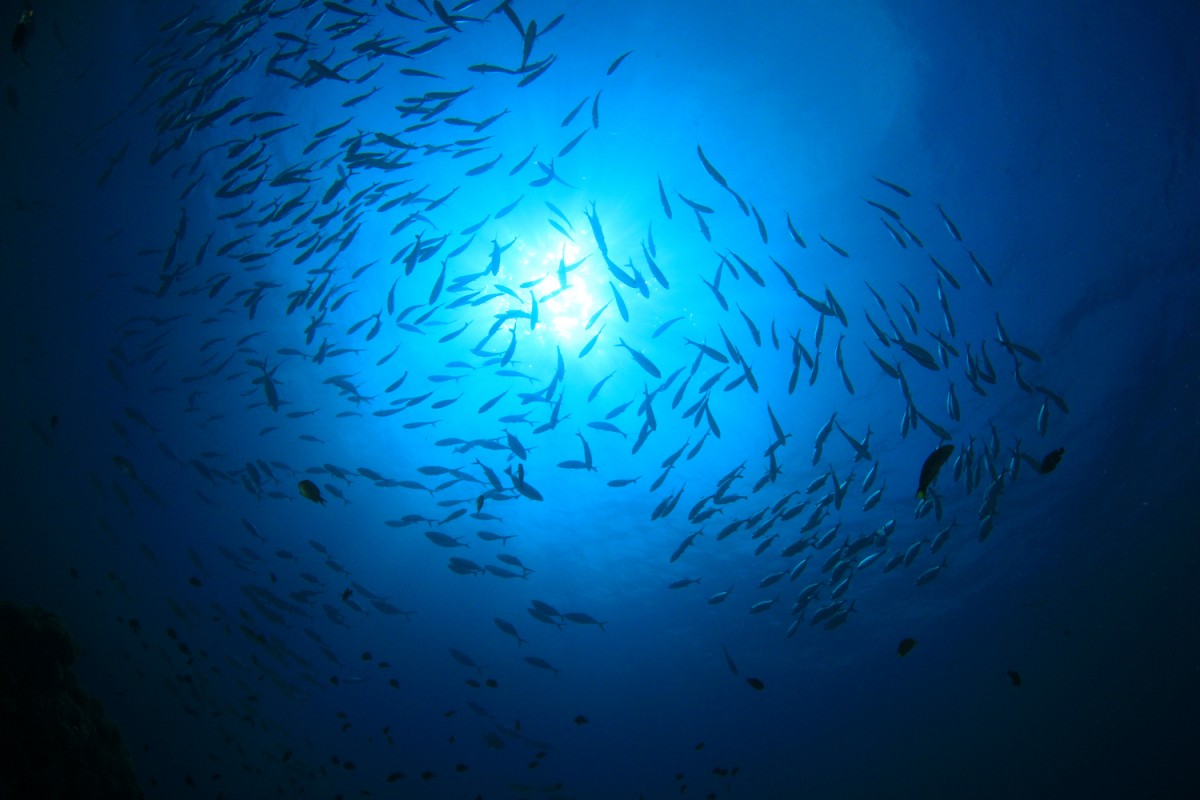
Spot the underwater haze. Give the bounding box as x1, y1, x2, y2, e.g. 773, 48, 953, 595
3, 0, 1199, 798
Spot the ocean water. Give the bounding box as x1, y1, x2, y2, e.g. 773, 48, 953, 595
2, 1, 1199, 798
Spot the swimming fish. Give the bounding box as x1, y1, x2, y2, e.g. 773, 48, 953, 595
11, 8, 33, 63
298, 479, 326, 505
721, 644, 739, 675
615, 338, 661, 378
897, 637, 917, 657
916, 444, 955, 500
1039, 447, 1065, 474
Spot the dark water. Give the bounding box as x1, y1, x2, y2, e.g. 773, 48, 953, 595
2, 1, 1199, 798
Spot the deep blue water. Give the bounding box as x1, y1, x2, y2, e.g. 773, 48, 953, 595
3, 1, 1199, 798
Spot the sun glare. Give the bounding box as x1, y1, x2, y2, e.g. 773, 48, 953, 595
502, 235, 597, 348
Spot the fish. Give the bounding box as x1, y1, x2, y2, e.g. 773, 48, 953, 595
835, 335, 853, 394
449, 648, 483, 673
936, 203, 963, 241
938, 379, 960, 422
836, 422, 872, 462
523, 656, 561, 675
563, 612, 607, 631
751, 204, 769, 243
607, 50, 633, 75
1007, 670, 1022, 687
1039, 447, 1065, 474
615, 338, 661, 378
557, 128, 588, 157
494, 617, 528, 647
610, 281, 629, 322
785, 213, 807, 248
721, 645, 739, 676
425, 531, 467, 548
892, 337, 940, 372
653, 316, 685, 338
898, 637, 917, 657
748, 596, 778, 614
813, 411, 837, 462
867, 198, 902, 220
819, 234, 849, 258
449, 558, 483, 576
506, 148, 535, 178
968, 251, 994, 286
1036, 385, 1070, 414
930, 256, 961, 290
306, 58, 351, 83
560, 96, 589, 126
12, 8, 34, 64
298, 480, 326, 505
916, 445, 955, 500
697, 144, 729, 188
745, 677, 765, 691
669, 530, 702, 563
657, 175, 672, 218
684, 338, 729, 364
915, 557, 948, 586
930, 520, 956, 554
873, 176, 912, 197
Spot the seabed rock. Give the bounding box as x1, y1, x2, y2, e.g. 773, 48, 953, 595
0, 602, 142, 799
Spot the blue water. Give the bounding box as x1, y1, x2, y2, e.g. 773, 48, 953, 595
3, 1, 1199, 798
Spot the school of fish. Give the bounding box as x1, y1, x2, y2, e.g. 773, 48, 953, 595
47, 0, 1072, 797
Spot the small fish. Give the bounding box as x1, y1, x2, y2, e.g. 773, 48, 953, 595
298, 480, 326, 505
607, 50, 633, 75
523, 656, 561, 675
657, 175, 672, 219
751, 204, 769, 243
721, 644, 739, 676
745, 677, 765, 691
558, 128, 588, 157
11, 8, 33, 63
915, 557, 948, 586
1039, 447, 1065, 474
653, 316, 685, 338
494, 617, 528, 647
819, 234, 849, 258
560, 96, 589, 126
873, 175, 912, 197
968, 251, 994, 286
897, 637, 917, 657
573, 714, 589, 725
615, 338, 661, 378
707, 586, 733, 604
1007, 670, 1022, 687
697, 144, 729, 188
786, 213, 806, 248
936, 203, 963, 241
112, 455, 138, 481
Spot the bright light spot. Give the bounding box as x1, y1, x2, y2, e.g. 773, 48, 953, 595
552, 312, 580, 339
503, 235, 597, 347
